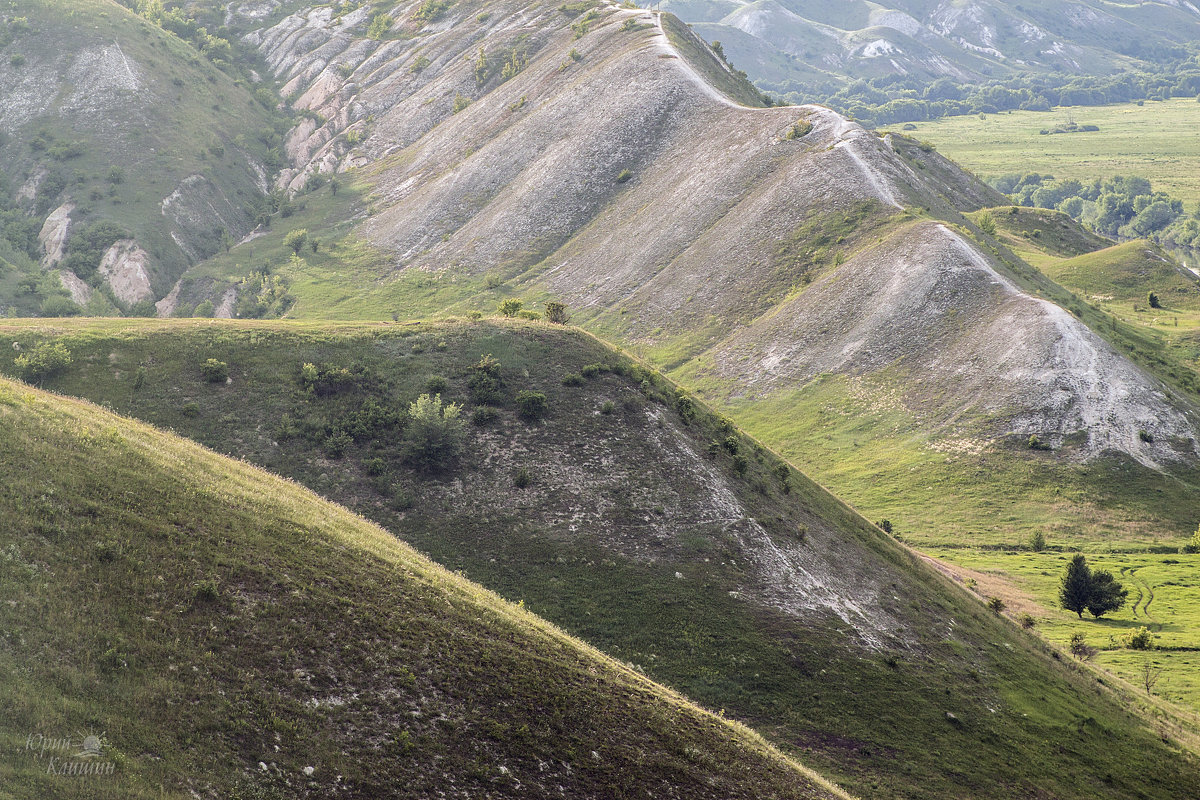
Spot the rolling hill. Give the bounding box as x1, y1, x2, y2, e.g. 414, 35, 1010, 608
0, 367, 851, 800
654, 0, 1200, 97
7, 316, 1200, 799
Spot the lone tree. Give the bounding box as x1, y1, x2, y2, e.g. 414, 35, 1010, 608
1059, 554, 1127, 618
285, 228, 308, 255
544, 300, 570, 325
1148, 291, 1162, 309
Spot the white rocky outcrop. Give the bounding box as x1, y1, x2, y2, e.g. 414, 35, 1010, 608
38, 202, 74, 268
98, 240, 154, 305
57, 270, 93, 307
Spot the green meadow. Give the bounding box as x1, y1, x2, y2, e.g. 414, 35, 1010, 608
909, 99, 1200, 206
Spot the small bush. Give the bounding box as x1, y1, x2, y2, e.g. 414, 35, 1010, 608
365, 457, 387, 476
1069, 632, 1096, 661
181, 402, 200, 418
40, 296, 82, 317
284, 228, 308, 255
1120, 627, 1155, 650
471, 406, 500, 426
732, 454, 748, 475
425, 375, 449, 394
544, 300, 570, 324
616, 169, 632, 183
517, 309, 541, 320
403, 394, 466, 470
14, 342, 72, 382
194, 300, 215, 317
200, 358, 228, 383
452, 93, 472, 114
561, 372, 584, 387
722, 435, 739, 455
516, 390, 547, 421
324, 431, 352, 458
581, 363, 605, 378
876, 519, 893, 535
978, 211, 996, 235
1138, 429, 1154, 443
987, 596, 1006, 614
469, 354, 503, 404
392, 490, 416, 511
193, 579, 220, 603
1027, 434, 1051, 451
1019, 613, 1036, 630
498, 298, 523, 317
1029, 531, 1046, 552
784, 120, 812, 139
600, 400, 615, 415
513, 467, 531, 488
1148, 291, 1162, 309
675, 392, 696, 422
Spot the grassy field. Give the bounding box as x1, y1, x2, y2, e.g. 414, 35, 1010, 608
9, 317, 1200, 798
908, 99, 1200, 206
0, 367, 853, 800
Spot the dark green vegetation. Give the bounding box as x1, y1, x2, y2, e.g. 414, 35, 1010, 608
1060, 554, 1129, 619
0, 368, 848, 800
7, 317, 1200, 800
992, 173, 1200, 253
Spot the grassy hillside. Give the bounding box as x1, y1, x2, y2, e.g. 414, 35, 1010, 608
1045, 241, 1200, 309
910, 100, 1200, 206
7, 317, 1200, 799
0, 371, 850, 800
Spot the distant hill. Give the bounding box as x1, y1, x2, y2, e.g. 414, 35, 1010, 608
0, 368, 851, 800
657, 0, 1200, 100
0, 0, 285, 316
8, 316, 1200, 800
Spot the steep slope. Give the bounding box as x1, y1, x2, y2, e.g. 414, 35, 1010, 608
8, 317, 1200, 800
0, 370, 850, 800
660, 0, 1200, 94
219, 0, 1200, 470
0, 0, 282, 315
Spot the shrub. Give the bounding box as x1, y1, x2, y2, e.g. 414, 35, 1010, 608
616, 169, 632, 183
1029, 531, 1046, 552
468, 354, 503, 404
784, 120, 813, 139
513, 467, 531, 488
193, 579, 220, 602
40, 296, 82, 317
516, 390, 547, 420
14, 342, 72, 382
987, 596, 1006, 614
1069, 632, 1095, 661
324, 431, 352, 458
1138, 429, 1154, 443
722, 435, 739, 455
200, 359, 228, 383
403, 393, 466, 469
365, 457, 387, 476
544, 300, 570, 324
1019, 613, 1036, 629
392, 490, 416, 511
425, 375, 449, 394
181, 402, 200, 418
600, 400, 614, 415
194, 299, 215, 318
581, 363, 604, 378
1148, 291, 1162, 309
517, 309, 541, 320
284, 228, 308, 255
561, 372, 584, 386
775, 462, 791, 493
1183, 524, 1200, 554
452, 93, 472, 114
471, 405, 499, 426
732, 454, 748, 475
1027, 434, 1051, 451
876, 519, 894, 535
978, 211, 996, 235
1120, 626, 1155, 650
675, 392, 696, 422
498, 298, 523, 317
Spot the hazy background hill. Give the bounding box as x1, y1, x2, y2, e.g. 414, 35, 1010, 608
654, 0, 1200, 110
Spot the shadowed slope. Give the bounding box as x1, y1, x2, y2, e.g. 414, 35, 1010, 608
0, 370, 850, 800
